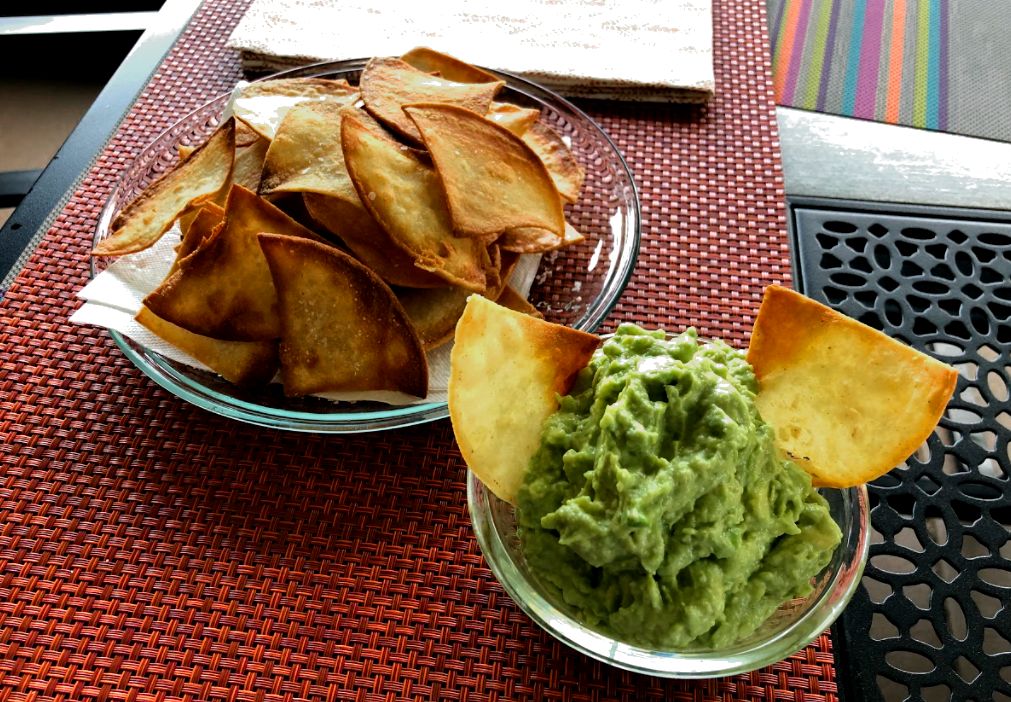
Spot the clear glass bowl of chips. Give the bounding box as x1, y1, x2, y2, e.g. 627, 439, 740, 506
89, 58, 641, 432
468, 473, 870, 678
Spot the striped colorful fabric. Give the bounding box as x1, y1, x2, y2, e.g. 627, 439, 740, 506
768, 0, 1011, 143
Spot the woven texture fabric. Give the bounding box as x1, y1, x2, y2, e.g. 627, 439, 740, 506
768, 0, 1011, 143
0, 0, 834, 700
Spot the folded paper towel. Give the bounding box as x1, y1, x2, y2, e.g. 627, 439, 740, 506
226, 0, 714, 103
70, 230, 541, 405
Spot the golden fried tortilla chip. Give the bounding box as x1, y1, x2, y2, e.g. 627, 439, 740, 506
303, 192, 444, 288
496, 285, 543, 318
232, 119, 271, 192
499, 220, 586, 253
259, 101, 359, 200
449, 295, 600, 504
748, 285, 959, 488
486, 101, 541, 136
522, 121, 585, 204
144, 185, 323, 341
405, 103, 565, 238
396, 285, 471, 350
136, 306, 278, 386
360, 57, 503, 143
400, 47, 501, 84
342, 109, 493, 292
232, 77, 359, 140
169, 202, 225, 276
93, 118, 236, 256
258, 233, 428, 397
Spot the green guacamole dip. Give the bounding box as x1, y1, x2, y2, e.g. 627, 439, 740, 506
516, 324, 842, 649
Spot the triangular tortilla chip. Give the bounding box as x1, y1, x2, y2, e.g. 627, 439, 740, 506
400, 47, 501, 84
499, 220, 585, 254
522, 121, 585, 204
144, 185, 323, 341
449, 295, 601, 504
231, 119, 271, 192
135, 306, 278, 386
231, 77, 359, 140
168, 202, 225, 276
748, 285, 959, 488
396, 285, 471, 351
302, 192, 444, 288
404, 103, 565, 238
258, 233, 427, 398
360, 57, 503, 143
259, 101, 359, 200
341, 109, 493, 292
93, 118, 236, 256
486, 101, 542, 136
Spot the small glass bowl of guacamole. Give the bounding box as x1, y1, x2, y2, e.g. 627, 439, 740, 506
467, 325, 870, 678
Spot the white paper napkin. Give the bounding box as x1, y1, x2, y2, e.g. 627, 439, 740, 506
70, 230, 541, 405
226, 0, 714, 103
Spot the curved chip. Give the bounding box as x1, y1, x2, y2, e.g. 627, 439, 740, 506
486, 101, 542, 136
404, 103, 565, 238
522, 120, 585, 204
360, 57, 503, 143
747, 285, 959, 488
259, 101, 359, 200
169, 202, 225, 276
144, 185, 322, 341
232, 77, 359, 140
449, 295, 601, 504
302, 192, 444, 288
93, 118, 236, 256
400, 47, 501, 84
258, 233, 427, 398
500, 220, 585, 254
341, 109, 493, 292
135, 306, 278, 386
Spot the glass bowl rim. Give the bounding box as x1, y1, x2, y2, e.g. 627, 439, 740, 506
90, 57, 642, 433
467, 470, 870, 678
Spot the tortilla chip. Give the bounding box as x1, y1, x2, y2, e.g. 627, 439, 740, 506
169, 202, 225, 276
400, 47, 501, 84
496, 285, 543, 318
93, 118, 236, 256
135, 306, 278, 386
144, 185, 323, 341
178, 144, 196, 161
499, 220, 586, 254
360, 57, 503, 143
232, 77, 359, 140
397, 285, 471, 350
232, 119, 271, 192
404, 103, 565, 238
303, 192, 445, 288
342, 109, 493, 292
449, 295, 600, 504
747, 285, 959, 488
259, 101, 359, 201
486, 102, 541, 136
522, 121, 585, 204
258, 233, 427, 397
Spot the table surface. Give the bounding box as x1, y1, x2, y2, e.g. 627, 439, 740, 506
1, 1, 1008, 701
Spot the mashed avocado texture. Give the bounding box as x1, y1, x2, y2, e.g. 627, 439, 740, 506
516, 325, 842, 649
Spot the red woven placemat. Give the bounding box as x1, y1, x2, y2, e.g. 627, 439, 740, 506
0, 0, 838, 700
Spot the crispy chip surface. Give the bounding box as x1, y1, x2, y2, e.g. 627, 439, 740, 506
360, 57, 502, 142
499, 220, 586, 253
449, 295, 600, 504
400, 47, 501, 84
135, 306, 278, 386
522, 121, 585, 204
93, 119, 236, 256
232, 120, 271, 192
258, 233, 427, 397
144, 185, 322, 341
232, 77, 359, 140
396, 285, 471, 350
486, 102, 542, 136
169, 202, 225, 276
342, 109, 493, 292
748, 285, 958, 488
259, 101, 359, 200
302, 193, 444, 288
405, 103, 565, 238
